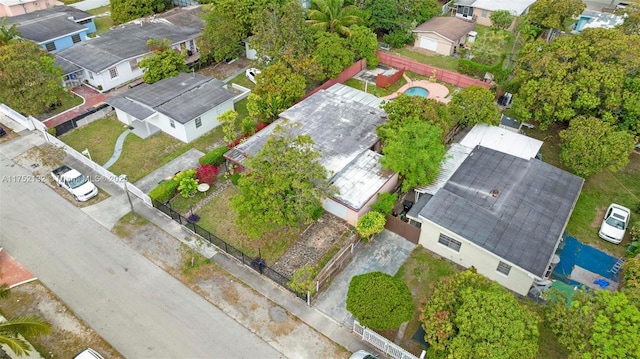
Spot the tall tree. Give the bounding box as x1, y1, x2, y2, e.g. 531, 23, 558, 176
0, 284, 51, 356
230, 123, 334, 238
617, 2, 640, 35
0, 42, 67, 115
312, 32, 354, 81
355, 211, 386, 240
527, 0, 586, 40
448, 85, 500, 127
546, 289, 640, 358
420, 270, 539, 359
347, 25, 379, 67
380, 118, 446, 192
307, 0, 361, 37
0, 17, 21, 46
246, 62, 306, 122
622, 255, 640, 305
378, 95, 451, 143
490, 10, 515, 31
138, 38, 187, 84
109, 0, 167, 25
559, 116, 635, 178
469, 29, 509, 65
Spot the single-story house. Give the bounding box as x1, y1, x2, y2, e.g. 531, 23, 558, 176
5, 6, 95, 52
413, 17, 476, 55
225, 84, 398, 226
453, 0, 536, 28
106, 73, 236, 143
55, 6, 202, 92
0, 0, 53, 17
571, 9, 625, 34
407, 126, 583, 296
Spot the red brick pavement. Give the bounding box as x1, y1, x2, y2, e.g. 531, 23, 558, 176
43, 85, 109, 128
0, 249, 36, 288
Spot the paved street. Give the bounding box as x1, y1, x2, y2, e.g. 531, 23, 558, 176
0, 152, 283, 358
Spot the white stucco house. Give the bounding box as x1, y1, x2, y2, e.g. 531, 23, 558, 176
453, 0, 536, 28
106, 73, 236, 143
413, 17, 476, 56
225, 84, 398, 226
407, 125, 583, 296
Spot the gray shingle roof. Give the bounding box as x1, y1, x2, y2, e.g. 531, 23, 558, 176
418, 146, 583, 277
55, 21, 201, 73
55, 56, 81, 75
106, 73, 234, 124
6, 6, 92, 43
413, 17, 476, 42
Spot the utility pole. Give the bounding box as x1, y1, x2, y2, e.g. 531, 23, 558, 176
120, 174, 135, 219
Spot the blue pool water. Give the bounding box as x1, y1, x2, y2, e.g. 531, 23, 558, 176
405, 87, 429, 97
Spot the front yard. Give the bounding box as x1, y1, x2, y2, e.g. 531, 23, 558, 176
60, 114, 126, 165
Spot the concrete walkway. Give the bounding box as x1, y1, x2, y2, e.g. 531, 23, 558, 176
133, 148, 204, 193
102, 129, 130, 169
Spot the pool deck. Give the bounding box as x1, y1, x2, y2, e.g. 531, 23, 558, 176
382, 74, 450, 103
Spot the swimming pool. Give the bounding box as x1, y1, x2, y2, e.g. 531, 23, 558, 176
404, 87, 429, 97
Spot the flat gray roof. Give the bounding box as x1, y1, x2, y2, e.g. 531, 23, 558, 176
225, 84, 388, 176
417, 146, 583, 277
55, 21, 201, 73
106, 73, 234, 124
7, 6, 92, 43
55, 56, 81, 75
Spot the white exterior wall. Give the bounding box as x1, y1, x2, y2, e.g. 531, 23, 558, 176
114, 108, 134, 125
182, 99, 234, 143
418, 220, 536, 295
86, 57, 144, 92
324, 198, 349, 222
413, 33, 455, 56
146, 113, 188, 142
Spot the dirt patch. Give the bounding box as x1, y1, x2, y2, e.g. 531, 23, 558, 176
196, 58, 251, 81
0, 126, 20, 144
591, 207, 606, 228
0, 281, 122, 359
271, 213, 355, 278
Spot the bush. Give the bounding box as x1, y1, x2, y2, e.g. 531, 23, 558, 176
356, 211, 386, 241
287, 264, 319, 296
371, 192, 398, 215
383, 30, 414, 49
230, 173, 241, 186
196, 164, 218, 185
311, 205, 324, 220
458, 58, 510, 83
149, 179, 178, 203
199, 146, 228, 166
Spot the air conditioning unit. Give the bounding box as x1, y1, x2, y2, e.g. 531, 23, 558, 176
467, 31, 478, 43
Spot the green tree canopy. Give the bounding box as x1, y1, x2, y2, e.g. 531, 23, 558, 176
0, 42, 67, 115
617, 3, 640, 35
346, 271, 413, 330
559, 116, 635, 177
356, 211, 386, 240
230, 123, 333, 238
138, 38, 187, 84
0, 17, 21, 46
246, 62, 307, 122
622, 255, 640, 305
546, 289, 640, 358
380, 118, 446, 192
307, 0, 361, 37
379, 95, 451, 143
449, 85, 500, 127
527, 0, 586, 38
0, 284, 51, 356
109, 0, 167, 25
347, 25, 379, 67
490, 10, 515, 31
512, 28, 640, 131
420, 270, 539, 358
312, 32, 354, 81
469, 29, 509, 65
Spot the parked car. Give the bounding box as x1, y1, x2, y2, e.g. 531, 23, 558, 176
51, 165, 98, 202
599, 203, 631, 244
245, 68, 261, 84
0, 126, 6, 137
349, 350, 378, 359
72, 348, 104, 359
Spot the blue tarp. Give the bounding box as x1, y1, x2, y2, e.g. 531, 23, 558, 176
551, 236, 620, 286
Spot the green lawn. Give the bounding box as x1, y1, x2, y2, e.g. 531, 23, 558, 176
60, 114, 126, 165
93, 17, 113, 35
35, 92, 84, 120
228, 71, 256, 90
391, 47, 460, 72
344, 76, 407, 98
190, 126, 225, 153
87, 5, 110, 15
234, 98, 249, 121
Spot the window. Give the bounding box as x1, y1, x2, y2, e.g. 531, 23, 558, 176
438, 234, 461, 252
71, 34, 81, 43
88, 71, 94, 80
195, 117, 202, 128
129, 59, 139, 71
481, 10, 488, 18
44, 42, 56, 52
497, 261, 511, 276
109, 67, 118, 79
169, 119, 175, 128
78, 19, 92, 25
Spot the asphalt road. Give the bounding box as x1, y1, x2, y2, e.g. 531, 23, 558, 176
0, 152, 283, 358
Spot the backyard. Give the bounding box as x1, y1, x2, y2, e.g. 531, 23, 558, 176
87, 6, 113, 35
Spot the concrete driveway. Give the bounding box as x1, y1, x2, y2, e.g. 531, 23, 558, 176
314, 230, 416, 326
134, 148, 204, 193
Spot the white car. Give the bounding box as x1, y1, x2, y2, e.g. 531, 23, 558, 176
349, 350, 378, 359
599, 204, 631, 244
245, 68, 261, 84
73, 348, 104, 359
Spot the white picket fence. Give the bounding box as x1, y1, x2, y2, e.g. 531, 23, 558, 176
353, 321, 422, 359
0, 104, 45, 131
41, 130, 152, 207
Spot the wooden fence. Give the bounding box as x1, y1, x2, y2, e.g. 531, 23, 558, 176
314, 234, 361, 297
385, 215, 421, 244
376, 68, 405, 88
377, 52, 491, 89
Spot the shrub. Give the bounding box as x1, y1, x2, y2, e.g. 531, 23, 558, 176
287, 264, 319, 296
196, 164, 218, 185
356, 211, 386, 241
173, 169, 198, 198
371, 192, 398, 215
311, 205, 324, 220
230, 173, 241, 185
458, 58, 510, 83
199, 146, 228, 166
383, 29, 413, 49
149, 179, 178, 203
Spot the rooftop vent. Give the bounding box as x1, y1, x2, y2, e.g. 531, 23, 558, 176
490, 189, 499, 198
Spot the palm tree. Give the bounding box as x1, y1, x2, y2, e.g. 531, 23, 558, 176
0, 17, 21, 46
307, 0, 361, 37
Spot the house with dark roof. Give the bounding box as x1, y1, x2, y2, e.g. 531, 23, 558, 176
0, 0, 54, 17
5, 5, 95, 52
408, 145, 583, 295
225, 84, 398, 226
55, 7, 202, 92
106, 73, 236, 143
412, 17, 476, 56
453, 0, 536, 28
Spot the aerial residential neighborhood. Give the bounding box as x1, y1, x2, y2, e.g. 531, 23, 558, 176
0, 0, 639, 358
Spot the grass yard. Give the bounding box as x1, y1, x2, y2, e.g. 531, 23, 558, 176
228, 71, 256, 90
390, 47, 460, 72
60, 114, 126, 165
234, 98, 250, 121
196, 186, 303, 264
525, 301, 570, 359
344, 77, 407, 98
189, 126, 225, 153
169, 189, 210, 214
35, 92, 84, 120
93, 17, 113, 35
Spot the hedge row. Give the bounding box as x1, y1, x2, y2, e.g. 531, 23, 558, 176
149, 179, 179, 203
199, 146, 228, 166
457, 59, 509, 83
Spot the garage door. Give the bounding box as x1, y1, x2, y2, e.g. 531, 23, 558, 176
419, 36, 438, 52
